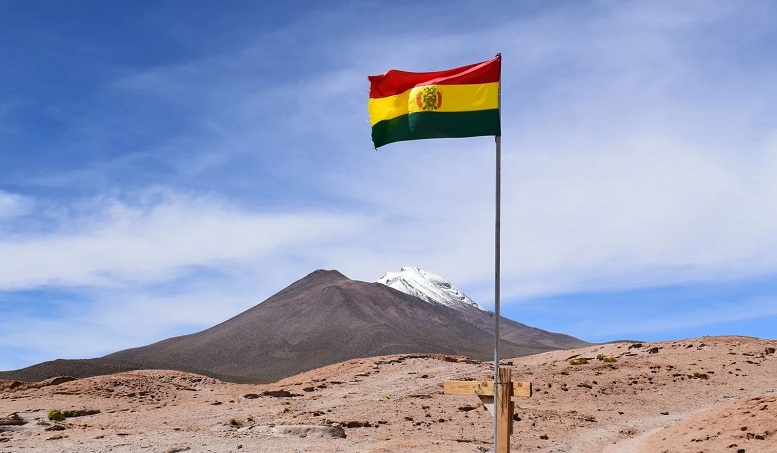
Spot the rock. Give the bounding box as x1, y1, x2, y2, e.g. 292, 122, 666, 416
0, 413, 26, 426
0, 381, 22, 391
262, 390, 293, 397
270, 424, 346, 439
164, 447, 191, 453
343, 420, 371, 428
44, 376, 77, 386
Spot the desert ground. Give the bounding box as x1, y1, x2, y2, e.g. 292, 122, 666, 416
1, 335, 775, 453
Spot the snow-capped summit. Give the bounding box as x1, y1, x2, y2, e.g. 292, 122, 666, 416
375, 267, 489, 313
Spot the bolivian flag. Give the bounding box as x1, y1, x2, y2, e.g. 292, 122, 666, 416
368, 55, 501, 149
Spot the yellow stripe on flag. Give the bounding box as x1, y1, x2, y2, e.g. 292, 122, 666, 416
368, 82, 499, 126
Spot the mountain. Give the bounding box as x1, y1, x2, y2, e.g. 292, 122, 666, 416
376, 267, 590, 350
0, 269, 585, 384
100, 269, 552, 382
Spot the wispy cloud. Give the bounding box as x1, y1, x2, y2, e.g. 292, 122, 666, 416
0, 189, 367, 290
0, 191, 32, 221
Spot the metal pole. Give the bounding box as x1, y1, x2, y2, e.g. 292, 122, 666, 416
493, 134, 502, 452
493, 51, 503, 453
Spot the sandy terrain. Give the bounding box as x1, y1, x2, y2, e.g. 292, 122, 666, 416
1, 335, 775, 452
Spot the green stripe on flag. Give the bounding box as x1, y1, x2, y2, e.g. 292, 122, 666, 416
371, 110, 500, 148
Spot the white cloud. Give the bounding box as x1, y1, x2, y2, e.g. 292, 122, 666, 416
496, 139, 777, 298
320, 120, 777, 303
0, 191, 32, 221
0, 189, 368, 290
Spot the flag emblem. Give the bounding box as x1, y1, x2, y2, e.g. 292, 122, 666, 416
416, 86, 442, 111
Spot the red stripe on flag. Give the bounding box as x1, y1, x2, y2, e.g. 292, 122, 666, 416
368, 56, 501, 99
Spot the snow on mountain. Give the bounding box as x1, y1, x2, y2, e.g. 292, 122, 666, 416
375, 267, 489, 313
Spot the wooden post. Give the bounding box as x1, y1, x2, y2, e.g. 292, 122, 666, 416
496, 367, 512, 453
444, 367, 531, 453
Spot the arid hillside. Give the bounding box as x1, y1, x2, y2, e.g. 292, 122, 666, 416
1, 335, 775, 452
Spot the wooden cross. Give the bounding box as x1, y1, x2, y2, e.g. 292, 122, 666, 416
444, 368, 531, 453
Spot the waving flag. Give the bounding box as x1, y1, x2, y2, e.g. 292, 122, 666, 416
368, 55, 501, 148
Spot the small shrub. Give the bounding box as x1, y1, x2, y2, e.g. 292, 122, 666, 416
47, 410, 65, 421
48, 409, 100, 421
568, 358, 589, 365
596, 353, 618, 362
229, 418, 244, 427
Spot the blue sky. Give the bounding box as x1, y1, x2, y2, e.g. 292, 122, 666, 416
2, 0, 776, 371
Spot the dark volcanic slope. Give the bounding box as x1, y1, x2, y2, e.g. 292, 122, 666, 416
103, 270, 545, 382
0, 358, 143, 382
453, 305, 590, 350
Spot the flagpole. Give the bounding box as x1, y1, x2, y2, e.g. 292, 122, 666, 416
369, 53, 504, 451
493, 133, 502, 452
493, 51, 502, 452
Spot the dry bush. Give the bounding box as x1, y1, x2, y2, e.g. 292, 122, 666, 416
568, 358, 589, 365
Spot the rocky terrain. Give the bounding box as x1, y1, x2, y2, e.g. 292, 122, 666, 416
1, 335, 775, 452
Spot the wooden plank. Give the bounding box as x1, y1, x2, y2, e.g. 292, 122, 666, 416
443, 380, 532, 397
444, 380, 497, 396
512, 381, 532, 398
